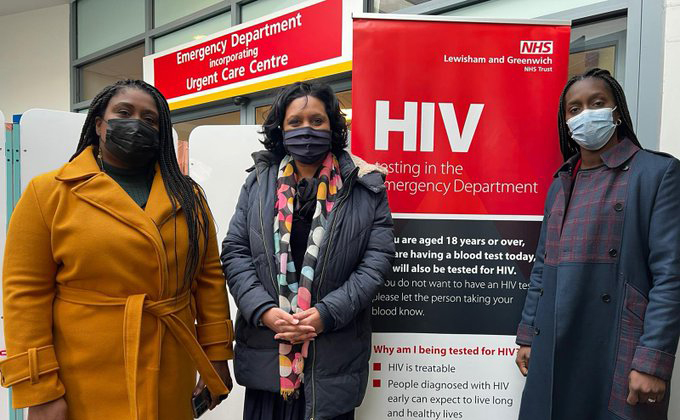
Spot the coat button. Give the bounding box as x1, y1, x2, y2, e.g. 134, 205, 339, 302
622, 165, 630, 171
602, 294, 611, 303
614, 203, 624, 212
534, 327, 540, 336
609, 248, 618, 257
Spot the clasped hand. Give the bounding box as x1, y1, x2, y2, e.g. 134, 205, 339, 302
262, 307, 324, 344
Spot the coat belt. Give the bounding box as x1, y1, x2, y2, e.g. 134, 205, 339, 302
56, 285, 228, 419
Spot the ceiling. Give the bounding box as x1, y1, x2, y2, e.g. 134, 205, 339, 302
0, 0, 70, 17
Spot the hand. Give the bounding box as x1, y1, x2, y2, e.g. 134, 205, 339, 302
28, 397, 67, 420
293, 308, 324, 334
515, 346, 531, 376
627, 370, 667, 405
193, 361, 232, 410
262, 308, 316, 344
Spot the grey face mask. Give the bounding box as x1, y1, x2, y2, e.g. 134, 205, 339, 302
566, 107, 618, 151
282, 127, 332, 164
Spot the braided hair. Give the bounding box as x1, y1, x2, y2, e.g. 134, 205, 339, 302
557, 68, 642, 161
72, 79, 210, 294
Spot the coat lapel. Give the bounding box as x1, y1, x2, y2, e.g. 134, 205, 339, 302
144, 166, 181, 228
553, 154, 580, 235
56, 147, 173, 296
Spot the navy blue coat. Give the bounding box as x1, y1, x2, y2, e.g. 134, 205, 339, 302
221, 150, 395, 420
516, 139, 680, 420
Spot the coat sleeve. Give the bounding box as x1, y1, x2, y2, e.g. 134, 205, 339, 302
0, 180, 65, 408
221, 179, 277, 326
515, 182, 556, 346
317, 190, 395, 332
631, 158, 680, 381
194, 216, 235, 361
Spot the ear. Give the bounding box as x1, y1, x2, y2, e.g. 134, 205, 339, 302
613, 108, 623, 126
95, 116, 103, 138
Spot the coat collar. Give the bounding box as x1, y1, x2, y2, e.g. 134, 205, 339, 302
55, 146, 180, 227
55, 146, 101, 182
249, 149, 387, 194
600, 137, 640, 168
554, 137, 640, 177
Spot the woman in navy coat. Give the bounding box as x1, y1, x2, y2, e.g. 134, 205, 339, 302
515, 68, 680, 420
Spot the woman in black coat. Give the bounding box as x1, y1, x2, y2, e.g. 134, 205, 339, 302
221, 82, 395, 420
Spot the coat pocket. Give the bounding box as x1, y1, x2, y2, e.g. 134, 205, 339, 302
608, 284, 658, 420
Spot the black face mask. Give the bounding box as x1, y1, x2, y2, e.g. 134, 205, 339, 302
283, 127, 332, 164
103, 118, 160, 167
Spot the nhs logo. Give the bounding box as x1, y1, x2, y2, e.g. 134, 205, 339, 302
520, 40, 553, 54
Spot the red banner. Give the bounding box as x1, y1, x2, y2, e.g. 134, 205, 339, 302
351, 17, 570, 215
150, 0, 343, 101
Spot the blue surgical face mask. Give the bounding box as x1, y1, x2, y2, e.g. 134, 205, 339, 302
566, 107, 618, 151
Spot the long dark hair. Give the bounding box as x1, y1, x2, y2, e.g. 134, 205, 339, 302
71, 79, 210, 294
558, 68, 642, 161
261, 82, 348, 156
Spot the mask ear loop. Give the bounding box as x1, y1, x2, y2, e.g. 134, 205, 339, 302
612, 106, 621, 126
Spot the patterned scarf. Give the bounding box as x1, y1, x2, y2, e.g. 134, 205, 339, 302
273, 153, 343, 399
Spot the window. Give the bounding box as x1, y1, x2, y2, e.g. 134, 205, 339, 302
174, 111, 241, 143
255, 105, 271, 125
569, 17, 626, 80
154, 0, 222, 27
174, 111, 241, 173
77, 0, 145, 57
373, 0, 434, 13
154, 12, 233, 53
337, 90, 352, 125
79, 45, 145, 102
443, 0, 607, 19
241, 0, 300, 23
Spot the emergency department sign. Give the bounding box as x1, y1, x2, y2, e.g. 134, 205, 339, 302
143, 0, 360, 110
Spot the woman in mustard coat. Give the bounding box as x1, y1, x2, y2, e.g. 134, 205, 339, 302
0, 80, 233, 419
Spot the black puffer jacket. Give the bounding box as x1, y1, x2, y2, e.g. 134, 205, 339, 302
221, 149, 395, 420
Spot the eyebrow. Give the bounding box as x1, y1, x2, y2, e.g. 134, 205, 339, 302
112, 101, 159, 116
587, 92, 607, 100
287, 111, 326, 118
566, 92, 608, 106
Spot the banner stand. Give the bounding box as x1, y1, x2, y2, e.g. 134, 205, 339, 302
351, 14, 570, 419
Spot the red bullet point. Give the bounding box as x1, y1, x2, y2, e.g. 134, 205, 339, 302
373, 379, 381, 388
373, 363, 381, 371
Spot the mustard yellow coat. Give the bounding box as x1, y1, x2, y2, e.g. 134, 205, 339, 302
0, 147, 234, 419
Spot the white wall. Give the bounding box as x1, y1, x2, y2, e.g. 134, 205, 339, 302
662, 3, 680, 418
0, 4, 70, 118
0, 6, 70, 416
659, 0, 680, 156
